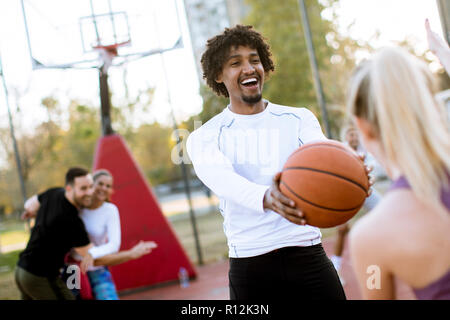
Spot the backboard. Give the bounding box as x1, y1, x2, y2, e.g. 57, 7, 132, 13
21, 0, 183, 69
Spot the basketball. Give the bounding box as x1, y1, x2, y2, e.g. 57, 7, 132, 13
280, 140, 369, 228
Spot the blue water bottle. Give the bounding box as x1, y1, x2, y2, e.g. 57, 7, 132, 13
178, 267, 190, 288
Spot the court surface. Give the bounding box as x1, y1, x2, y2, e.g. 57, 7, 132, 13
121, 237, 415, 300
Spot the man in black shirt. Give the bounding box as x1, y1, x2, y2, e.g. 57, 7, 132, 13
15, 167, 95, 300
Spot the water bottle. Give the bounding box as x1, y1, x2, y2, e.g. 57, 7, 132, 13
178, 267, 190, 288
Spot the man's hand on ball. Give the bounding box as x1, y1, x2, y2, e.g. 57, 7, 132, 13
357, 153, 374, 197
263, 172, 306, 225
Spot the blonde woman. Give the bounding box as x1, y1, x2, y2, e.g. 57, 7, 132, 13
347, 47, 450, 300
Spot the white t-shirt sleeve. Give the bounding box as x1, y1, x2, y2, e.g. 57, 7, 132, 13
298, 108, 328, 143
88, 204, 121, 259
187, 130, 269, 214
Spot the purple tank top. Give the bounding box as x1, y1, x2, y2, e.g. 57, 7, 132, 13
389, 176, 450, 300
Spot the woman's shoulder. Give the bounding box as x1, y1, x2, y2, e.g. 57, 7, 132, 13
350, 205, 390, 251
350, 187, 444, 258
350, 191, 416, 252
100, 202, 120, 216
351, 187, 450, 288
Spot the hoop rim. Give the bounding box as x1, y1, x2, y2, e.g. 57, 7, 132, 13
92, 40, 131, 56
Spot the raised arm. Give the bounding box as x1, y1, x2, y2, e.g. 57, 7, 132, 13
21, 195, 40, 220
93, 241, 157, 267
87, 205, 121, 259
426, 19, 450, 75
186, 129, 269, 214
73, 243, 94, 273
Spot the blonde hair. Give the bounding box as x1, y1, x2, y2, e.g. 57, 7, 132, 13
347, 47, 450, 216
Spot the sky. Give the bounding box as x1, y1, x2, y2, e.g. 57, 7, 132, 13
0, 0, 202, 133
0, 0, 445, 139
323, 0, 444, 65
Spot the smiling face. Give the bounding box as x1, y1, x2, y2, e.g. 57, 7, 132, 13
345, 128, 360, 151
66, 174, 94, 208
216, 45, 265, 107
93, 174, 113, 203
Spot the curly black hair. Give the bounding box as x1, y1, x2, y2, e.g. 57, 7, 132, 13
200, 25, 275, 97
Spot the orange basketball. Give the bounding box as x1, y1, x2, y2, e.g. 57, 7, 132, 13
280, 140, 369, 228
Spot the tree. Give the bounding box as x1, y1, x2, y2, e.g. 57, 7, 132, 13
0, 85, 182, 215
243, 0, 331, 106
183, 84, 228, 132
127, 122, 179, 185
394, 36, 450, 91
242, 0, 368, 137
14, 100, 100, 198
190, 0, 366, 138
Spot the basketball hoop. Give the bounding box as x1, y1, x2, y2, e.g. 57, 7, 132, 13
93, 40, 130, 71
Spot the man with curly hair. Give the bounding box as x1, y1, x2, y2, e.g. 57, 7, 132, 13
186, 25, 346, 300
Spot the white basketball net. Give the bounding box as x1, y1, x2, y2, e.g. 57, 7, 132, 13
97, 47, 116, 72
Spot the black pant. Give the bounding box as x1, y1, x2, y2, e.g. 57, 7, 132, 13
229, 244, 346, 300
15, 266, 75, 300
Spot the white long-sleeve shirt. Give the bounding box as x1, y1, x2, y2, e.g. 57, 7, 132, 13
186, 100, 327, 258
72, 202, 121, 270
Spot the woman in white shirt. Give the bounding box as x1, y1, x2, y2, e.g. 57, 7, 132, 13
63, 169, 156, 300
69, 169, 121, 299
80, 169, 121, 300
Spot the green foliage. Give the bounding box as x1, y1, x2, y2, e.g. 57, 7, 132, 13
244, 0, 330, 109
0, 250, 21, 300
0, 87, 179, 214
183, 84, 228, 131
192, 0, 366, 138
127, 122, 179, 185
393, 37, 450, 91
0, 251, 21, 269
243, 0, 358, 137
1, 0, 445, 216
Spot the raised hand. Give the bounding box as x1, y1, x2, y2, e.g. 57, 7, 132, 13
129, 241, 158, 260
425, 18, 450, 75
357, 153, 374, 197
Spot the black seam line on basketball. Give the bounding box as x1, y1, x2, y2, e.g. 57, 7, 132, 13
280, 181, 365, 212
283, 166, 368, 193
291, 143, 359, 160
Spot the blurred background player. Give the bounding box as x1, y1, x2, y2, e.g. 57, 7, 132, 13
66, 169, 157, 300
348, 46, 450, 300
16, 167, 95, 300
330, 123, 386, 285
71, 169, 121, 300
19, 167, 156, 300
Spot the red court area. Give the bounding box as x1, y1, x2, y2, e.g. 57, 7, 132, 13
121, 238, 416, 300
